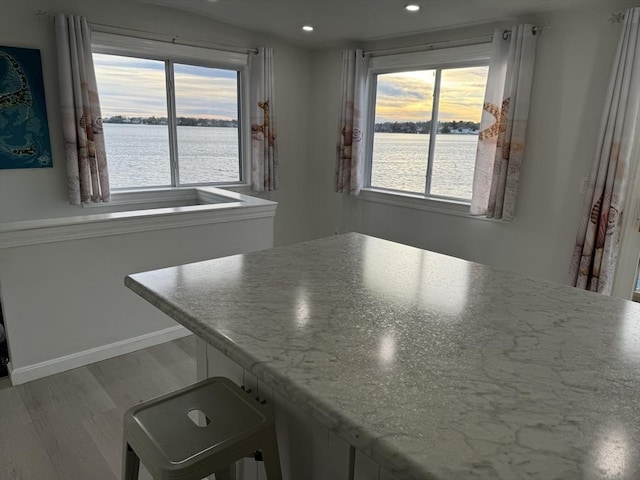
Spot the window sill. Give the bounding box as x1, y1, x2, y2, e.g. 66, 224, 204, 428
356, 188, 497, 221
82, 185, 250, 209
0, 187, 276, 248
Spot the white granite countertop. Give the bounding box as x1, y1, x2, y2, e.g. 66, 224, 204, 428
125, 233, 640, 480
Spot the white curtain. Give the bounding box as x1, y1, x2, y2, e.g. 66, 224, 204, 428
335, 49, 369, 194
471, 25, 538, 219
250, 47, 278, 192
569, 7, 640, 294
55, 14, 109, 205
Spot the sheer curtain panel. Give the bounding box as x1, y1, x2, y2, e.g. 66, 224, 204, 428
335, 49, 369, 195
470, 25, 538, 219
569, 7, 640, 295
55, 14, 109, 205
250, 47, 278, 192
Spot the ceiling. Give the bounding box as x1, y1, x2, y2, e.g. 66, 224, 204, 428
134, 0, 607, 48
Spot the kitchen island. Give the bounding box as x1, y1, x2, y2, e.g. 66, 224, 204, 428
125, 233, 640, 480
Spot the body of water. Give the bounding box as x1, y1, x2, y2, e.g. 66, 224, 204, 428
104, 125, 477, 200
371, 132, 477, 199
104, 124, 240, 189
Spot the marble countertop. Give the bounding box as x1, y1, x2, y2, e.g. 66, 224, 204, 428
125, 233, 640, 480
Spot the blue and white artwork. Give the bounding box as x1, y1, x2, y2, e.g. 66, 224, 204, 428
0, 46, 52, 169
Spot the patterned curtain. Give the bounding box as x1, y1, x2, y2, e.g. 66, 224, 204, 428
55, 14, 109, 205
470, 26, 538, 219
250, 47, 278, 192
335, 49, 369, 194
569, 7, 640, 294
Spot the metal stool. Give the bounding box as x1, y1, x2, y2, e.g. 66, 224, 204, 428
122, 376, 282, 480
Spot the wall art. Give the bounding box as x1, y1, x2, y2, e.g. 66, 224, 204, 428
0, 46, 52, 169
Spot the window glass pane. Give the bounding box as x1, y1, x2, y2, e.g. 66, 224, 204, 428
371, 70, 435, 193
93, 53, 171, 188
174, 64, 240, 184
430, 66, 488, 199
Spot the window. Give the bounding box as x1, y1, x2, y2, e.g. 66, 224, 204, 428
92, 33, 249, 190
366, 44, 492, 202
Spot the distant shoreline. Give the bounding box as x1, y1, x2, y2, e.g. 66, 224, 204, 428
104, 122, 238, 127
374, 120, 480, 135
103, 117, 480, 134
103, 116, 238, 128
103, 123, 477, 134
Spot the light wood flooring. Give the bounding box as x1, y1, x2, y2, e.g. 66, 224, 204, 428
0, 336, 197, 480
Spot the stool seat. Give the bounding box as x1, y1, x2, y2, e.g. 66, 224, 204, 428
122, 377, 281, 480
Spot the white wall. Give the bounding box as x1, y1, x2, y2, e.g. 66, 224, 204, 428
310, 1, 638, 284
0, 0, 313, 245
1, 214, 275, 383
0, 0, 313, 381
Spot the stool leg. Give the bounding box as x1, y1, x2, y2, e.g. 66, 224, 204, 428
122, 442, 140, 480
261, 428, 282, 480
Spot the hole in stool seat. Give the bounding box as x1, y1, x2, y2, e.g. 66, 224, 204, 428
186, 409, 211, 427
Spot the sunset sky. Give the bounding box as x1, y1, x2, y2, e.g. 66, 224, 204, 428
93, 53, 238, 120
375, 66, 489, 123
94, 53, 487, 123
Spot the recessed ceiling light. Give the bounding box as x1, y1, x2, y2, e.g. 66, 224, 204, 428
405, 4, 420, 12
302, 25, 314, 32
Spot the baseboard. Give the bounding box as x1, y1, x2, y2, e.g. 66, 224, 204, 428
8, 325, 192, 386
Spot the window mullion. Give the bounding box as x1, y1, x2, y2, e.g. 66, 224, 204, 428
165, 60, 180, 186
365, 73, 378, 187
236, 72, 243, 182
425, 69, 442, 196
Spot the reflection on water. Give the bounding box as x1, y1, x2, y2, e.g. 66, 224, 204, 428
371, 134, 479, 198
362, 237, 469, 316
103, 123, 240, 188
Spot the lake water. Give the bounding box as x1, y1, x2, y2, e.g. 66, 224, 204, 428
372, 132, 477, 199
104, 124, 477, 199
104, 124, 240, 188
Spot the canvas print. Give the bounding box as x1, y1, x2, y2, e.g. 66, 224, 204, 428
0, 46, 52, 169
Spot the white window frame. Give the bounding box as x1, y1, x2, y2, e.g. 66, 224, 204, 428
91, 32, 251, 190
364, 43, 493, 210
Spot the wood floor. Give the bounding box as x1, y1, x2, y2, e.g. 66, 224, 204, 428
0, 336, 197, 480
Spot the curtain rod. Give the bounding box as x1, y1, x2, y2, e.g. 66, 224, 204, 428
365, 24, 547, 57
365, 34, 493, 57
36, 10, 258, 55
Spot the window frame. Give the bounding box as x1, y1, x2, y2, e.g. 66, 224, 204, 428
91, 32, 250, 190
634, 261, 640, 303
365, 43, 493, 205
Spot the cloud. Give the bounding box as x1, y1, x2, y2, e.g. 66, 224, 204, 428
373, 66, 489, 123
438, 66, 488, 121
174, 64, 237, 80
377, 82, 425, 100
174, 68, 238, 119
93, 54, 489, 124
93, 53, 239, 119
93, 54, 165, 71
374, 71, 435, 122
